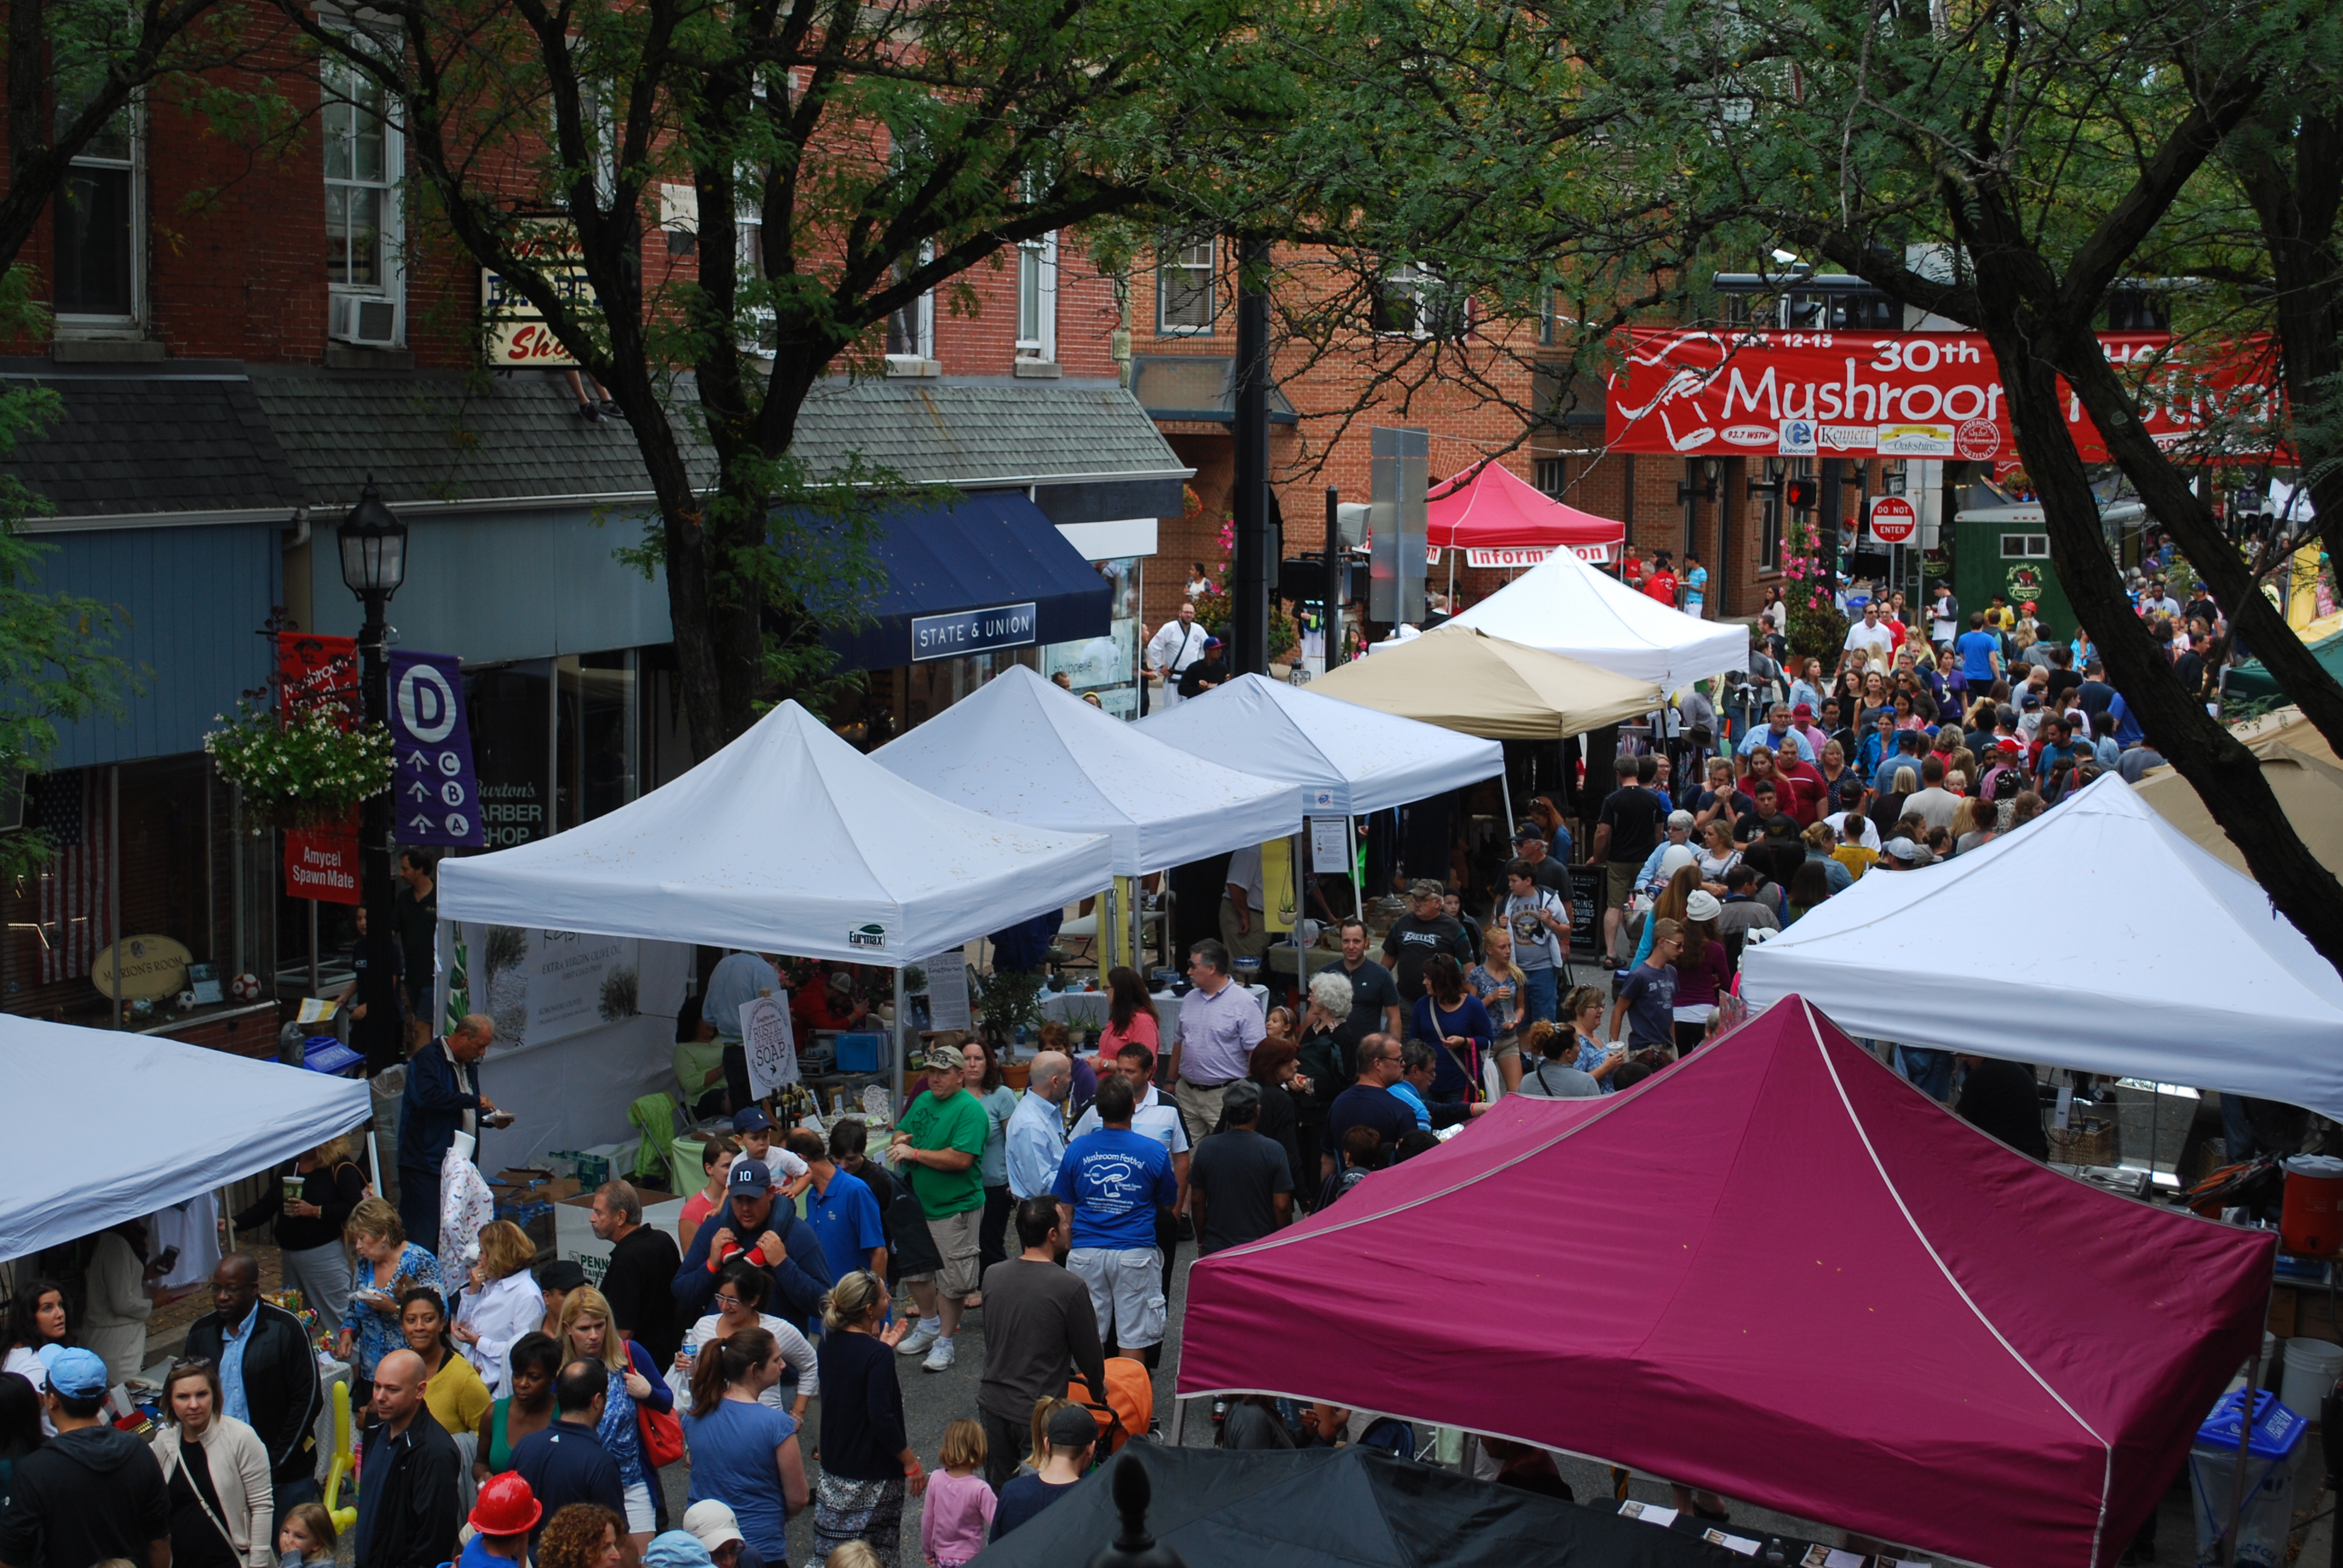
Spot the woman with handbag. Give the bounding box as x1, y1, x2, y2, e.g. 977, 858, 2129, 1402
1407, 955, 1492, 1108
559, 1286, 669, 1548
151, 1359, 273, 1568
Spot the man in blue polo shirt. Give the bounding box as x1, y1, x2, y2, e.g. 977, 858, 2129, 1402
785, 1128, 888, 1285
1054, 1073, 1179, 1366
511, 1361, 625, 1553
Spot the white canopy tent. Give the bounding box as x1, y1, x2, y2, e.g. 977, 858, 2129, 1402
1133, 673, 1504, 815
439, 700, 1113, 963
0, 1016, 370, 1261
871, 665, 1299, 875
1739, 772, 2343, 1120
1446, 545, 1749, 690
439, 701, 1115, 1099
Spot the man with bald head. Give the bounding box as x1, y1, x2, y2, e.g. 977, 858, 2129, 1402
1006, 1050, 1073, 1203
355, 1348, 464, 1568
182, 1251, 324, 1502
398, 1012, 501, 1253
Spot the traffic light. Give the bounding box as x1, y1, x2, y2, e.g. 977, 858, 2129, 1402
1784, 475, 1820, 511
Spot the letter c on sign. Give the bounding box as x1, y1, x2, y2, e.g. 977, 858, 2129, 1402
397, 664, 459, 743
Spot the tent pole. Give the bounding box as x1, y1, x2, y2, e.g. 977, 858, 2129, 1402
1501, 769, 1515, 839
892, 967, 906, 1114
1348, 814, 1363, 919
2220, 1340, 2261, 1566
1103, 880, 1119, 975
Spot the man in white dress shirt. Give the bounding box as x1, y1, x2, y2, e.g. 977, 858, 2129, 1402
1145, 602, 1210, 708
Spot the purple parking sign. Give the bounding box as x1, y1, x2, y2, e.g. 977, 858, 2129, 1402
387, 650, 485, 847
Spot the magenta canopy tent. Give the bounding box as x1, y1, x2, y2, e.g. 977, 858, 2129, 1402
1180, 996, 2273, 1568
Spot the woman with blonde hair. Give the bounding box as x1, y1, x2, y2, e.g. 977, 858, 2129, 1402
1465, 926, 1525, 1093
558, 1285, 667, 1544
336, 1197, 442, 1396
813, 1271, 922, 1564
454, 1219, 539, 1393
152, 1357, 274, 1568
232, 1134, 366, 1324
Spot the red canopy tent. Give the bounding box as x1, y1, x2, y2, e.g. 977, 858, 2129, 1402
1426, 460, 1626, 566
1179, 996, 2273, 1568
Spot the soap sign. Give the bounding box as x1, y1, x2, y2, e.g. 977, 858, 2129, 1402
911, 602, 1037, 661
741, 994, 799, 1099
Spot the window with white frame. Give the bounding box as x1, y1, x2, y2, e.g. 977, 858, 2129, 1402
1371, 261, 1469, 339
1016, 232, 1057, 359
51, 93, 140, 325
323, 54, 403, 346
885, 248, 934, 362
1157, 237, 1214, 335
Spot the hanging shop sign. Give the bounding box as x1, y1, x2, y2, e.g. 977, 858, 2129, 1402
1603, 329, 2277, 464
90, 934, 193, 1001
480, 221, 600, 368
387, 650, 486, 848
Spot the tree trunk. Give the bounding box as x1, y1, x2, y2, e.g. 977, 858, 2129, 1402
1985, 319, 2343, 975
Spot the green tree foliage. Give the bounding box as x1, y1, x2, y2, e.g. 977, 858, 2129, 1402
289, 0, 1302, 753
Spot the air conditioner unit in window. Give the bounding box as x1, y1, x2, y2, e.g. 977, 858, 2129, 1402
329, 293, 400, 347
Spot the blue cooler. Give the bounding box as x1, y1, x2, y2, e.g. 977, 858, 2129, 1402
836, 1032, 884, 1073
2189, 1389, 2309, 1568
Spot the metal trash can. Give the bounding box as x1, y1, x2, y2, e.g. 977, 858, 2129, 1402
2190, 1389, 2309, 1568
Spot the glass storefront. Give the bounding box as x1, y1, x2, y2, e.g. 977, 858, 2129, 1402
1041, 555, 1143, 718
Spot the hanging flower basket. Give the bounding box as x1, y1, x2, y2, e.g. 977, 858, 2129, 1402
205, 699, 395, 830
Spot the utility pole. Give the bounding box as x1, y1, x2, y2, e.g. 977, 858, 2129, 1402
1230, 234, 1272, 676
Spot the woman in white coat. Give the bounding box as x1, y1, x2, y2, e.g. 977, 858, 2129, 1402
84, 1221, 160, 1383
453, 1220, 542, 1395
151, 1359, 274, 1568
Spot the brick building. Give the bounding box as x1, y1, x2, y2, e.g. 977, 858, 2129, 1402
0, 37, 1182, 1031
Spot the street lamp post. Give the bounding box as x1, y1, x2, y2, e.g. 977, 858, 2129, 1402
338, 479, 408, 1031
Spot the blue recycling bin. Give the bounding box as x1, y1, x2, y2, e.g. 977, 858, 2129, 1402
2190, 1389, 2309, 1568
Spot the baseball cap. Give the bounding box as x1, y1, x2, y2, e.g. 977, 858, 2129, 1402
642, 1534, 715, 1568
1407, 878, 1444, 901
36, 1344, 109, 1400
726, 1158, 774, 1195
1791, 702, 1814, 720
1047, 1403, 1102, 1450
682, 1503, 747, 1557
1685, 890, 1722, 921
1511, 823, 1545, 845
924, 1042, 966, 1074
1996, 737, 2022, 755
1886, 837, 1921, 863
2020, 691, 2042, 708
533, 1259, 586, 1293
1204, 636, 1225, 650
1221, 1079, 1264, 1119
731, 1106, 773, 1135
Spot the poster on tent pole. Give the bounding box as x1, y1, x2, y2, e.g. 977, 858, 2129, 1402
741, 994, 799, 1098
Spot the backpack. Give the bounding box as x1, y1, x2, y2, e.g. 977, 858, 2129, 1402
1355, 1417, 1418, 1459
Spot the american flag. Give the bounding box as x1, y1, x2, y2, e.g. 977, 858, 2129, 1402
28, 771, 108, 983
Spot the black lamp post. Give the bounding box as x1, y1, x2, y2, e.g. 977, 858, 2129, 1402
338, 479, 407, 1021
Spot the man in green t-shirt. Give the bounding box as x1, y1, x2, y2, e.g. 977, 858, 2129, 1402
890, 1041, 990, 1371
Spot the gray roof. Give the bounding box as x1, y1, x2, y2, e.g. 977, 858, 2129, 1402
0, 368, 302, 518
2, 362, 1185, 521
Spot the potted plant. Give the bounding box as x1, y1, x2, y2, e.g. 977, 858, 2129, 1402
205, 697, 394, 831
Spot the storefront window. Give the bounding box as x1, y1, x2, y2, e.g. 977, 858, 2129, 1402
557, 650, 638, 829
466, 660, 552, 850
1041, 556, 1142, 718
903, 647, 1040, 729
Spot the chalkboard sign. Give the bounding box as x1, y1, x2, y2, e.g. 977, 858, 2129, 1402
1567, 864, 1604, 952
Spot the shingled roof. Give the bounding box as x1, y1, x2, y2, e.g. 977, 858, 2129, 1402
1, 362, 1185, 521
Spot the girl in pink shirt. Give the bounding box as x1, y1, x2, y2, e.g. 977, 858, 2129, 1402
922, 1420, 997, 1567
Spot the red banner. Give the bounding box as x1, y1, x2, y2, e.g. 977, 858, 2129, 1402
277, 631, 361, 722
284, 829, 360, 904
278, 632, 364, 902
1603, 328, 2276, 466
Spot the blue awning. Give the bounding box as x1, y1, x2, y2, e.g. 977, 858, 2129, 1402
822, 490, 1113, 671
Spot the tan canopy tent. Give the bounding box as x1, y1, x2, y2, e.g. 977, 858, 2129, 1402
2135, 736, 2343, 877
1308, 624, 1661, 739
